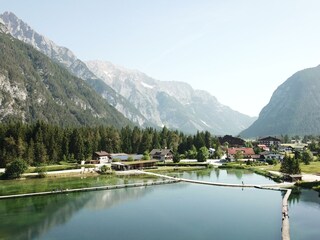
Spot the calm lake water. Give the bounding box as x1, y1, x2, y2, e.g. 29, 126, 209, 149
0, 169, 319, 240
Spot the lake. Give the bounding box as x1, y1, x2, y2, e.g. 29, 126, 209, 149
0, 168, 319, 240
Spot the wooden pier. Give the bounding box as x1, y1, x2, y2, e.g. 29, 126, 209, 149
0, 170, 292, 239
0, 179, 179, 199
139, 170, 292, 240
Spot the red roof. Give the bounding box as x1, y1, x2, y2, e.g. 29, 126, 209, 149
94, 151, 110, 157
228, 148, 255, 155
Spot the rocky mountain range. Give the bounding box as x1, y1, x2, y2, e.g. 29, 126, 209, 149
0, 11, 149, 127
240, 65, 320, 138
0, 11, 256, 135
86, 60, 256, 134
0, 23, 131, 127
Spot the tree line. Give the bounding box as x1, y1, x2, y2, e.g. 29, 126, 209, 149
0, 121, 223, 167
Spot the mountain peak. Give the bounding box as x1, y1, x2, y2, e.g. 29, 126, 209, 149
1, 11, 18, 20
0, 11, 78, 67
86, 60, 256, 135
241, 65, 320, 137
0, 12, 150, 127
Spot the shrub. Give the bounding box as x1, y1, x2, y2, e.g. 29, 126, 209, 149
99, 165, 111, 174
173, 152, 181, 163
4, 159, 28, 179
35, 165, 47, 178
266, 159, 278, 165
142, 151, 150, 160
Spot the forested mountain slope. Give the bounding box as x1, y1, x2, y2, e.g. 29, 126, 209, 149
0, 24, 131, 127
0, 11, 149, 127
241, 65, 320, 137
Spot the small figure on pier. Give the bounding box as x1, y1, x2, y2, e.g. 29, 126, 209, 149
242, 181, 244, 185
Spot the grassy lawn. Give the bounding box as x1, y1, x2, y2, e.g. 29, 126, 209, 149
299, 161, 320, 174
146, 166, 207, 173
25, 164, 96, 173
0, 174, 159, 196
156, 162, 209, 167
224, 161, 320, 175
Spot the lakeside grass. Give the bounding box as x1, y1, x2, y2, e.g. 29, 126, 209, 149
0, 173, 159, 196
4, 160, 320, 196
146, 166, 207, 173
249, 161, 320, 175
25, 164, 96, 173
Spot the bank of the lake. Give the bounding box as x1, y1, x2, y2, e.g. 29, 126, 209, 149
0, 164, 210, 196
0, 173, 159, 196
0, 168, 283, 240
218, 162, 320, 193
1, 168, 319, 240
218, 164, 283, 183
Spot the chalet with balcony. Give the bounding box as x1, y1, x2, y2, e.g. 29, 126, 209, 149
227, 147, 255, 160
92, 151, 112, 164
258, 136, 281, 148
150, 149, 173, 161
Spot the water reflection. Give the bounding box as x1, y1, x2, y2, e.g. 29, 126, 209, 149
213, 168, 220, 179
1, 169, 318, 240
0, 187, 154, 240
288, 189, 320, 240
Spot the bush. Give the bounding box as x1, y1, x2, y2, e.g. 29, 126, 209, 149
112, 158, 121, 162
35, 165, 47, 178
142, 151, 150, 160
173, 152, 181, 163
4, 159, 28, 179
99, 165, 111, 174
266, 159, 278, 165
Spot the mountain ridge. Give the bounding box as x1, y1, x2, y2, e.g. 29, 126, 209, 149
1, 11, 256, 135
240, 65, 320, 137
86, 60, 256, 134
0, 11, 150, 127
0, 28, 131, 127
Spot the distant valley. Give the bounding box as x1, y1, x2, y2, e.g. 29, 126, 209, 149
2, 11, 320, 138
0, 11, 255, 135
86, 60, 256, 134
241, 65, 320, 138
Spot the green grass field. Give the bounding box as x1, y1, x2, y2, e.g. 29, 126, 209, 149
252, 161, 320, 174
0, 174, 158, 196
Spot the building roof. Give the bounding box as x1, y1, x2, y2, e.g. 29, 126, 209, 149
228, 148, 255, 155
123, 160, 158, 165
94, 151, 110, 157
257, 144, 270, 151
258, 136, 281, 142
218, 135, 245, 147
280, 143, 308, 149
150, 149, 173, 155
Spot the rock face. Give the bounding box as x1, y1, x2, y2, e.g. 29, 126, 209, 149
241, 65, 320, 137
86, 60, 256, 135
0, 30, 131, 127
1, 11, 255, 134
0, 11, 149, 127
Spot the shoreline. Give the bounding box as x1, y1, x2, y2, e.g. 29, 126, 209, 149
0, 179, 180, 199
1, 164, 320, 198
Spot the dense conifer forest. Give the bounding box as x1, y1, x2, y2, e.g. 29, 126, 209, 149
0, 121, 221, 167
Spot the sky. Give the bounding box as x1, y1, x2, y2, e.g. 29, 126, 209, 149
1, 0, 320, 117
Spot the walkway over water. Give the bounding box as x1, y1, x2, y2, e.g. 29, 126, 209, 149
138, 170, 292, 240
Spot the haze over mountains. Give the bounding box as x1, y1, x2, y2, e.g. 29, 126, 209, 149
0, 11, 256, 135
3, 11, 320, 137
241, 65, 320, 138
86, 60, 256, 134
